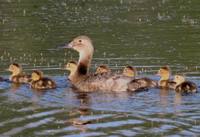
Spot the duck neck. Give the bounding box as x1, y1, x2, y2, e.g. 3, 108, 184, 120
76, 51, 93, 76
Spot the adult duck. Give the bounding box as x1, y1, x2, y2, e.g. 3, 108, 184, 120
62, 35, 138, 92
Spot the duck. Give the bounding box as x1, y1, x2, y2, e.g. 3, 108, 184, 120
157, 66, 176, 89
7, 63, 31, 84
30, 70, 56, 90
65, 61, 78, 83
62, 35, 141, 92
95, 65, 111, 75
123, 66, 157, 91
173, 74, 197, 94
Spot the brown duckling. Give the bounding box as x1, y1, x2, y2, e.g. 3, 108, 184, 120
95, 65, 111, 75
173, 74, 197, 94
7, 63, 31, 84
123, 66, 157, 91
30, 70, 56, 90
65, 61, 77, 82
157, 66, 176, 89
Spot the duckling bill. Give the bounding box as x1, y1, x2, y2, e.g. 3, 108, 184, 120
30, 70, 56, 90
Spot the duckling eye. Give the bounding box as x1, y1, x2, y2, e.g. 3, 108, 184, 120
78, 39, 82, 43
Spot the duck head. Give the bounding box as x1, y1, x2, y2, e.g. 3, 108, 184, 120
95, 65, 110, 74
173, 75, 185, 85
123, 66, 137, 77
63, 36, 94, 75
157, 66, 170, 80
31, 70, 43, 81
7, 63, 22, 76
63, 35, 94, 61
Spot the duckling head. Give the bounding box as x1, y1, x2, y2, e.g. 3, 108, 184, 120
95, 65, 110, 74
157, 66, 170, 80
123, 66, 137, 77
65, 61, 77, 73
8, 63, 22, 76
31, 70, 43, 81
173, 75, 186, 85
63, 35, 94, 60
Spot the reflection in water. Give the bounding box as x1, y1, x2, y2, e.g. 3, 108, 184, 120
174, 92, 182, 107
159, 88, 169, 107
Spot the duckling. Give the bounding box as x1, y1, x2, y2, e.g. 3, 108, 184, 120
30, 70, 56, 90
7, 63, 31, 83
65, 61, 77, 82
95, 65, 110, 75
123, 66, 157, 91
62, 35, 147, 92
173, 74, 197, 94
123, 65, 137, 77
157, 66, 176, 89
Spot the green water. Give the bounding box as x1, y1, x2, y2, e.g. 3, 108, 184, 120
0, 0, 200, 136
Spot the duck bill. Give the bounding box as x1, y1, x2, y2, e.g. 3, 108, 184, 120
58, 42, 73, 49
62, 43, 72, 49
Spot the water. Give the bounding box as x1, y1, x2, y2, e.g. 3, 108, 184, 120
0, 0, 200, 136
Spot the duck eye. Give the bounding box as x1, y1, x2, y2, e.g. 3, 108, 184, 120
78, 39, 82, 43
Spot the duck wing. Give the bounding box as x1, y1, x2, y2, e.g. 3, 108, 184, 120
74, 73, 134, 92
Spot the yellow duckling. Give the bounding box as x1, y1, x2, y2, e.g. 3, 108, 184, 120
123, 65, 137, 77
123, 66, 157, 91
95, 65, 111, 75
65, 61, 77, 82
7, 63, 31, 83
157, 66, 176, 89
173, 74, 197, 94
30, 70, 56, 90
